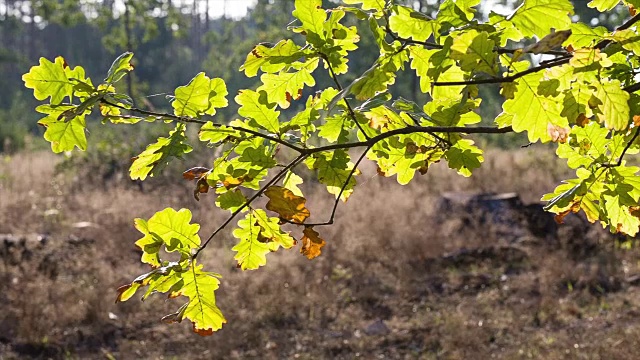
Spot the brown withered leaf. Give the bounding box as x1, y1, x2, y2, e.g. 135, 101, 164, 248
554, 210, 572, 224
376, 166, 386, 176
554, 201, 581, 224
547, 123, 570, 143
633, 115, 640, 128
285, 89, 303, 104
183, 166, 210, 180
576, 113, 590, 127
300, 227, 326, 260
265, 186, 310, 224
631, 206, 640, 218
193, 176, 210, 201
193, 324, 214, 337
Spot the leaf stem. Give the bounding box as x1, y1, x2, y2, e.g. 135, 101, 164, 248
299, 146, 371, 227
601, 126, 640, 168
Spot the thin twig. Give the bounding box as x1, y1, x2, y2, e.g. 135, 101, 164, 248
193, 153, 308, 259
394, 37, 570, 57
601, 126, 640, 168
320, 53, 371, 140
283, 147, 372, 227
432, 56, 570, 86
309, 125, 513, 153
100, 99, 306, 153
431, 12, 640, 87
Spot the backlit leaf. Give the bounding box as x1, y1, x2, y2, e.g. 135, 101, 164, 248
389, 5, 434, 42
593, 79, 630, 131
232, 212, 274, 270
130, 124, 193, 180
176, 263, 226, 335
105, 52, 134, 84
588, 0, 621, 11
23, 56, 76, 104
300, 227, 326, 260
265, 186, 311, 224
508, 0, 573, 38
444, 139, 484, 177
502, 72, 566, 142
236, 90, 280, 134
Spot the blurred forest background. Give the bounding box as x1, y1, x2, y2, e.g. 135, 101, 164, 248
4, 1, 640, 359
0, 0, 629, 153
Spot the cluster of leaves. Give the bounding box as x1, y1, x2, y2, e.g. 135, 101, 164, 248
23, 0, 640, 335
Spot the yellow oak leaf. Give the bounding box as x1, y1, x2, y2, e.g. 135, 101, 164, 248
300, 227, 326, 260
265, 186, 310, 224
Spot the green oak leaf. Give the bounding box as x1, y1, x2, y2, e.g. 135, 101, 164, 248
144, 207, 201, 256
130, 124, 193, 180
38, 112, 87, 153
431, 64, 466, 101
175, 262, 226, 335
216, 190, 248, 213
450, 29, 497, 75
408, 46, 438, 93
173, 72, 210, 116
252, 209, 296, 249
489, 12, 524, 46
23, 56, 76, 104
593, 79, 630, 131
389, 5, 434, 42
240, 40, 305, 77
292, 0, 327, 46
508, 0, 573, 38
232, 211, 277, 270
350, 50, 408, 100
257, 58, 318, 109
437, 0, 481, 28
342, 0, 385, 11
588, 0, 621, 11
133, 218, 163, 267
557, 122, 609, 169
560, 85, 594, 124
318, 114, 353, 143
283, 171, 304, 197
199, 122, 242, 145
424, 97, 481, 127
564, 22, 607, 49
105, 52, 134, 84
502, 71, 566, 142
321, 9, 360, 75
206, 78, 228, 115
604, 191, 640, 236
444, 139, 484, 177
608, 29, 640, 56
238, 146, 277, 169
306, 150, 358, 201
236, 90, 280, 134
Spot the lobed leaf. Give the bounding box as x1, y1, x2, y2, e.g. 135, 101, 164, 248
23, 56, 76, 104
130, 124, 193, 180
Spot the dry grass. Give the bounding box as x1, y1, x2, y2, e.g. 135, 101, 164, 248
1, 148, 640, 359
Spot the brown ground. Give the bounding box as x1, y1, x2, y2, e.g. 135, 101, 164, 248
1, 148, 640, 359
